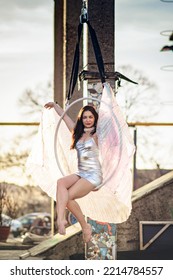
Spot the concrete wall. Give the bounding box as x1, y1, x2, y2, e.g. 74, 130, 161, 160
38, 176, 173, 259
117, 180, 173, 251
44, 231, 84, 260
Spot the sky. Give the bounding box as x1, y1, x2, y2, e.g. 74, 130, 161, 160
0, 0, 173, 184
0, 0, 54, 122
0, 0, 172, 123
115, 0, 173, 170
116, 0, 173, 123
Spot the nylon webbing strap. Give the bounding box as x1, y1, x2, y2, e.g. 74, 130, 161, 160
67, 20, 105, 101
87, 21, 105, 84
67, 23, 83, 102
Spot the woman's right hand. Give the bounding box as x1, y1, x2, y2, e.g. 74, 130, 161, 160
44, 102, 64, 116
44, 102, 74, 132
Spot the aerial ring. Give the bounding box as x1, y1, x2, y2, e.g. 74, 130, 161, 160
160, 0, 173, 2
160, 65, 173, 71
160, 30, 173, 37
54, 96, 123, 188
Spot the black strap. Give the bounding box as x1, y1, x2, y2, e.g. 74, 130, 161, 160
67, 20, 105, 101
87, 21, 105, 84
67, 23, 83, 102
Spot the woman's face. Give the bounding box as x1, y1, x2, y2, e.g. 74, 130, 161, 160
82, 110, 95, 128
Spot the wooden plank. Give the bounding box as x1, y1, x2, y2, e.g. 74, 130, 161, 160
140, 221, 173, 225
139, 221, 173, 250
142, 224, 170, 250
132, 171, 173, 202
19, 223, 81, 259
139, 222, 143, 250
0, 250, 32, 260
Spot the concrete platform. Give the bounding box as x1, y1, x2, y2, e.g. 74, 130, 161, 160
0, 224, 82, 260
0, 236, 33, 260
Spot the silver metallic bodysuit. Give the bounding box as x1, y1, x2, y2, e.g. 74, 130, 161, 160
75, 137, 103, 188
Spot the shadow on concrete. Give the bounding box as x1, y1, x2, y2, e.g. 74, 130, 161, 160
70, 250, 173, 260
117, 249, 173, 260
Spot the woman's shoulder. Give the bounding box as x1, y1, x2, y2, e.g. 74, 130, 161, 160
92, 132, 97, 137
92, 133, 98, 145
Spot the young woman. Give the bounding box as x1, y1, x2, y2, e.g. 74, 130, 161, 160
44, 102, 102, 242
27, 83, 135, 243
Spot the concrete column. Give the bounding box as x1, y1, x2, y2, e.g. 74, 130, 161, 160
53, 0, 116, 259
87, 0, 114, 72
54, 0, 66, 107
54, 0, 115, 114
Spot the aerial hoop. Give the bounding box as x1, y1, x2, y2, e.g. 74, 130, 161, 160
160, 65, 173, 71
160, 30, 173, 37
160, 0, 173, 2
54, 96, 123, 188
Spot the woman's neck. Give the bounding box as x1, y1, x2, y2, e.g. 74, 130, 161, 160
84, 127, 95, 133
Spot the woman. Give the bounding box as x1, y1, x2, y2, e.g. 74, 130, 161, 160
44, 102, 102, 242
27, 83, 135, 243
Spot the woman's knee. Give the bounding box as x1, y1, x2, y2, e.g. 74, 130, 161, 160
68, 193, 75, 200
57, 178, 65, 188
57, 174, 80, 190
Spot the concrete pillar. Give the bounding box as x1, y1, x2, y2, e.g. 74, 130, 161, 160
54, 0, 115, 113
87, 0, 114, 72
54, 0, 116, 259
54, 0, 64, 107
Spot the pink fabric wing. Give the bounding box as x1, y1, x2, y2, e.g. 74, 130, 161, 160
26, 108, 77, 200
76, 83, 135, 223
26, 82, 135, 223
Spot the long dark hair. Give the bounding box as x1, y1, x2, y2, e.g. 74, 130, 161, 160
71, 105, 98, 149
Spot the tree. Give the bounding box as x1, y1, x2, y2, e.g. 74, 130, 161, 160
0, 80, 53, 186
18, 80, 53, 121
116, 65, 160, 122
116, 65, 172, 189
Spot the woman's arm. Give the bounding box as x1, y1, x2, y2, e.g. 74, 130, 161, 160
44, 102, 75, 132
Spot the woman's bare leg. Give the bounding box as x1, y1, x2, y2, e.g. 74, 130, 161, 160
67, 178, 95, 242
56, 182, 68, 234
67, 200, 92, 242
56, 174, 79, 235
56, 175, 95, 241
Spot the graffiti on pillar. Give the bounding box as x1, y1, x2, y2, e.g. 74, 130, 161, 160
86, 217, 116, 260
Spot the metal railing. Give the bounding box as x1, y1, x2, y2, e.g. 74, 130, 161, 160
1, 121, 173, 183
1, 121, 173, 234
128, 122, 173, 190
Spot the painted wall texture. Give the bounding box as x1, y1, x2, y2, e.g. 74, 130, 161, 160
117, 178, 173, 251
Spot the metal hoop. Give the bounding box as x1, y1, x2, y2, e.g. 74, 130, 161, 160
160, 30, 173, 36
54, 96, 122, 188
160, 0, 173, 2
160, 65, 173, 71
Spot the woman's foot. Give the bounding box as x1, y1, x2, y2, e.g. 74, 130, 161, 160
83, 223, 92, 243
57, 220, 67, 235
